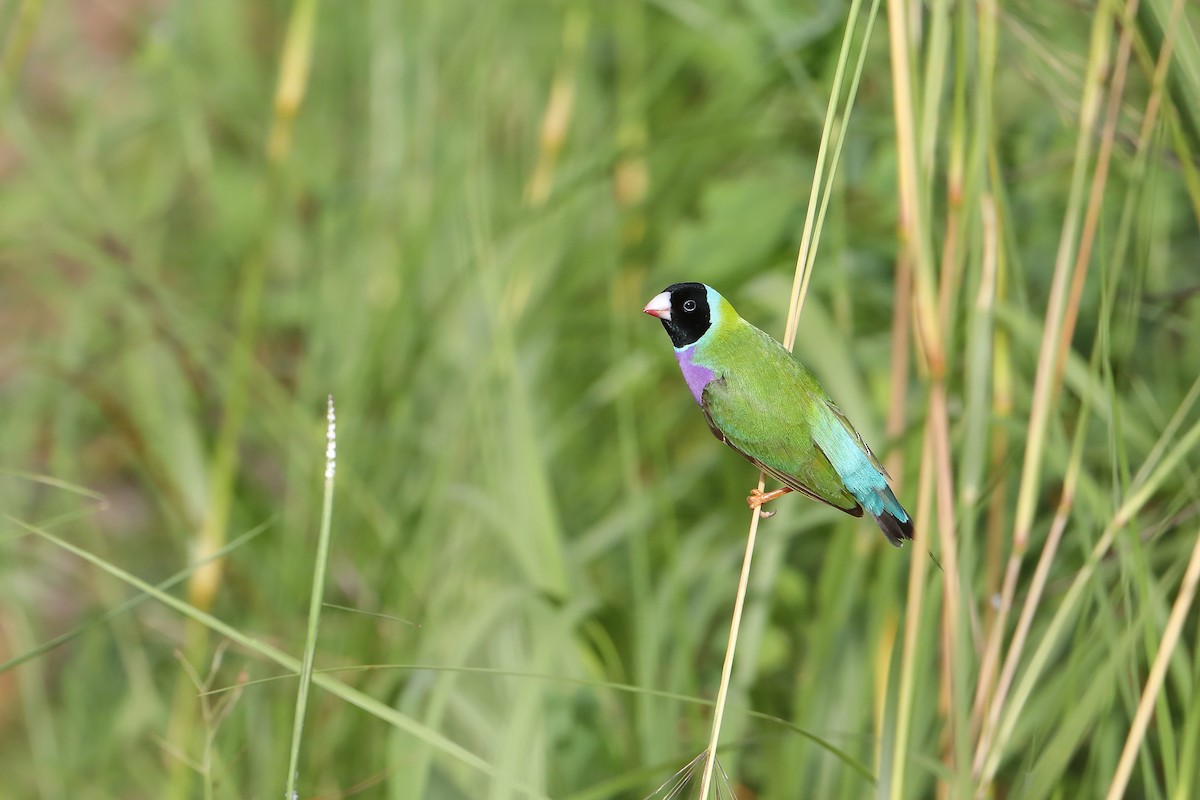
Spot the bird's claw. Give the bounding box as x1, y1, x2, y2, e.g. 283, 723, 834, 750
747, 488, 776, 518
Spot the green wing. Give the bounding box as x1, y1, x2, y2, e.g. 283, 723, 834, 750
696, 325, 863, 517
699, 393, 863, 517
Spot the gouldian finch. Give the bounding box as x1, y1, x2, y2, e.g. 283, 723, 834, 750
643, 282, 913, 546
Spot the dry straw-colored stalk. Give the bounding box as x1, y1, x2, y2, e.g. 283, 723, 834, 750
1105, 526, 1200, 800
883, 0, 945, 791
525, 6, 590, 209
695, 0, 881, 794
972, 0, 1185, 783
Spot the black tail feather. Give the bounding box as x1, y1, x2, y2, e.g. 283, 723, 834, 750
875, 510, 914, 548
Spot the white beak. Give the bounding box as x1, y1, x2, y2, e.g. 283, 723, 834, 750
642, 291, 672, 321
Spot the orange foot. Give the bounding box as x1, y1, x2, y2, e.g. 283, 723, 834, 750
746, 486, 794, 518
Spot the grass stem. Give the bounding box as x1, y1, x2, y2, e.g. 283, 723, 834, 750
284, 396, 338, 799
696, 0, 879, 793
695, 498, 764, 800
1106, 527, 1200, 800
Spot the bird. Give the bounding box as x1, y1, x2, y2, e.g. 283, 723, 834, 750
643, 282, 913, 546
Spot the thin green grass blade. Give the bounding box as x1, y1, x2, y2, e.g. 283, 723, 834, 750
11, 517, 552, 800
283, 396, 338, 798
0, 520, 272, 674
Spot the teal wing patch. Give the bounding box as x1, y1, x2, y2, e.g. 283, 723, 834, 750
823, 399, 891, 480
810, 399, 909, 522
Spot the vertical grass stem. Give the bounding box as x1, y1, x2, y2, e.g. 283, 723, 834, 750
696, 0, 879, 794
284, 396, 338, 799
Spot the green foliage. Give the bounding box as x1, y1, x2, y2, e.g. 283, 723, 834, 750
2, 0, 1200, 798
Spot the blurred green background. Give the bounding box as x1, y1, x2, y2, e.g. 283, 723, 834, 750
3, 0, 1200, 798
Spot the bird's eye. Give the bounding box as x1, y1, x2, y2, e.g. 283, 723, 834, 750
683, 299, 697, 312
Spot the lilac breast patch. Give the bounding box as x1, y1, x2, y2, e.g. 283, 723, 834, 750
675, 347, 716, 405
